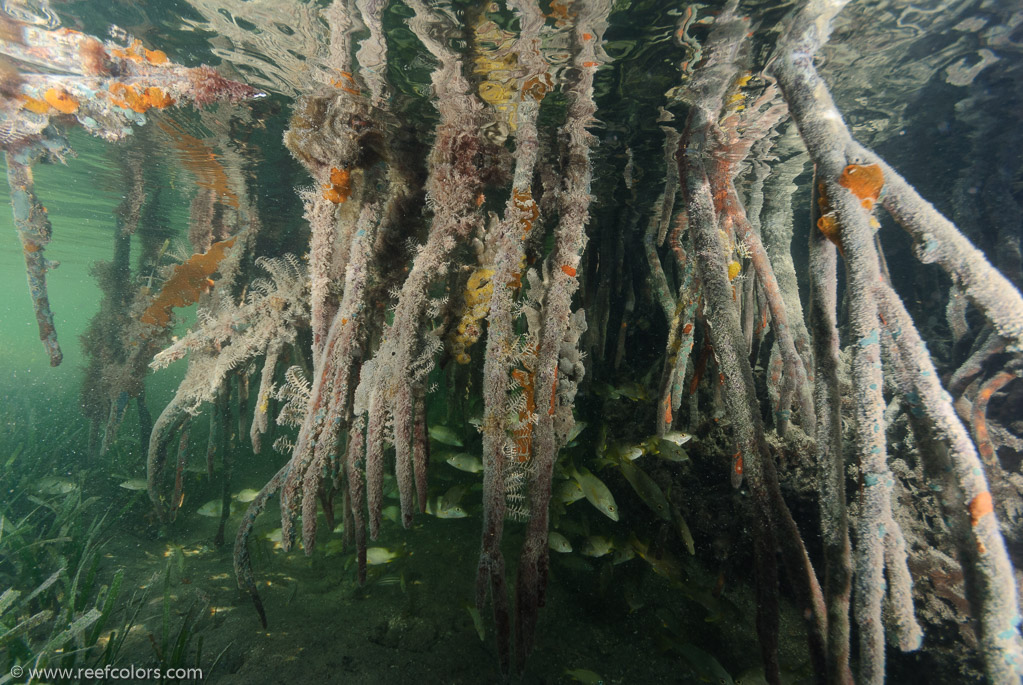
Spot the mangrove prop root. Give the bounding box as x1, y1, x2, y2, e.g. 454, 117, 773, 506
808, 182, 854, 684
772, 0, 1023, 680
972, 370, 1019, 471
5, 149, 63, 367
680, 8, 828, 682
234, 464, 288, 629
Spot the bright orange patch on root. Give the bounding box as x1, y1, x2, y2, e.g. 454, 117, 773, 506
144, 86, 174, 108
816, 214, 841, 246
560, 264, 577, 278
44, 88, 78, 114
323, 167, 352, 204
839, 163, 884, 210
112, 40, 168, 65
969, 491, 993, 527
512, 188, 539, 237
329, 167, 348, 186
109, 83, 156, 113
19, 95, 51, 114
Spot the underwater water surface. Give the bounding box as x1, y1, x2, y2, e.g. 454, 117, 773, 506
2, 0, 1023, 683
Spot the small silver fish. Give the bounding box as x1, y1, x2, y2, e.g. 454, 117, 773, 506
428, 425, 463, 447
674, 508, 696, 555
366, 547, 400, 565
441, 484, 467, 508
620, 445, 644, 461
656, 432, 692, 462
425, 496, 468, 519
558, 480, 586, 505
612, 545, 636, 565
580, 535, 614, 558
615, 382, 649, 402
572, 466, 619, 522
619, 459, 670, 521
233, 488, 260, 503
661, 431, 693, 446
630, 535, 683, 583
445, 452, 483, 473
548, 531, 573, 553
197, 499, 233, 517
34, 476, 77, 496
118, 478, 148, 491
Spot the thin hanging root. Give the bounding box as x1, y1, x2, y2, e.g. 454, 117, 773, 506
214, 379, 234, 548
950, 329, 1004, 399
360, 0, 486, 519
169, 422, 191, 522
364, 389, 387, 540
513, 0, 607, 671
657, 241, 697, 436
147, 394, 190, 524
301, 445, 327, 553
250, 341, 283, 454
972, 370, 1018, 469
279, 348, 332, 548
233, 463, 288, 629
346, 416, 368, 584
284, 201, 381, 553
5, 150, 63, 367
726, 183, 815, 433
474, 0, 548, 672
412, 385, 429, 513
645, 128, 682, 321
808, 205, 854, 684
393, 383, 415, 528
